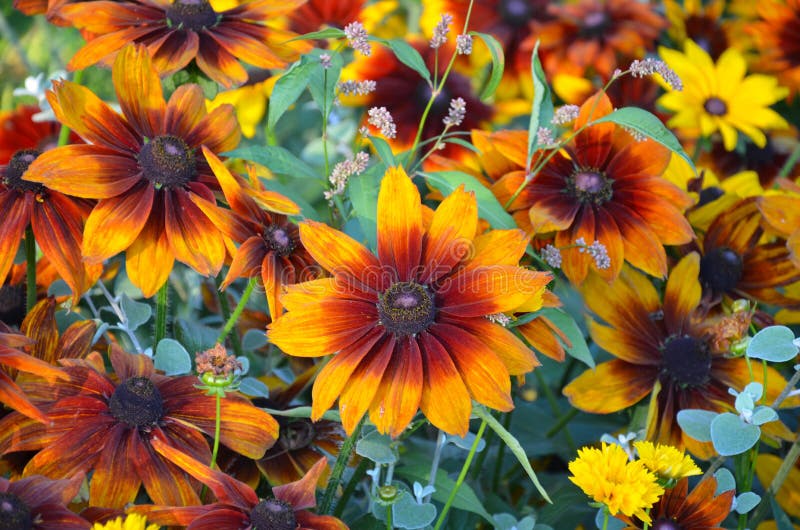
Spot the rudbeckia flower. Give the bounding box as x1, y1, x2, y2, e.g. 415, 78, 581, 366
747, 0, 800, 99
25, 44, 240, 297
0, 105, 101, 301
132, 441, 347, 530
617, 476, 734, 530
493, 92, 694, 284
657, 40, 789, 151
0, 346, 278, 509
0, 473, 90, 529
663, 0, 732, 59
269, 166, 552, 437
563, 253, 795, 457
59, 0, 311, 88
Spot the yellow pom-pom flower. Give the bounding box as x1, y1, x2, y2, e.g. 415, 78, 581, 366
568, 443, 664, 524
91, 514, 159, 530
633, 440, 702, 484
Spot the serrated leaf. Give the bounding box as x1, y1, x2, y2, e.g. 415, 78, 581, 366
154, 338, 192, 376
267, 59, 316, 131
710, 412, 761, 456
225, 145, 319, 180
396, 465, 493, 522
747, 325, 799, 362
238, 377, 270, 398
242, 329, 267, 351
374, 38, 431, 84
734, 492, 761, 514
593, 107, 694, 170
348, 164, 381, 250
289, 27, 346, 41
120, 293, 152, 332
421, 170, 516, 229
676, 409, 716, 442
536, 308, 594, 368
356, 430, 397, 465
391, 494, 436, 529
469, 31, 505, 101
527, 40, 553, 171
751, 406, 778, 426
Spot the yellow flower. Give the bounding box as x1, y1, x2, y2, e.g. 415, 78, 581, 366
206, 78, 275, 139
658, 40, 788, 151
633, 440, 702, 483
91, 514, 159, 530
568, 443, 664, 524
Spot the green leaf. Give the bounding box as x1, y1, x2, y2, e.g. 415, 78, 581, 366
288, 27, 346, 41
238, 377, 270, 398
396, 465, 493, 522
241, 329, 267, 351
370, 136, 397, 166
356, 430, 397, 465
536, 308, 594, 368
154, 338, 192, 376
714, 468, 736, 493
267, 59, 316, 131
751, 406, 778, 426
710, 412, 761, 456
421, 170, 516, 229
119, 293, 152, 332
469, 31, 505, 101
527, 40, 554, 171
225, 145, 320, 180
392, 494, 437, 529
47, 279, 72, 298
770, 495, 794, 530
593, 107, 694, 170
676, 409, 716, 442
348, 164, 382, 250
473, 404, 551, 503
734, 492, 761, 515
444, 137, 481, 153
307, 50, 343, 121
373, 38, 431, 85
746, 325, 799, 363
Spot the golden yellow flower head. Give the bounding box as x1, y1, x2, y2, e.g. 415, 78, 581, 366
633, 440, 702, 483
568, 443, 664, 524
91, 514, 159, 530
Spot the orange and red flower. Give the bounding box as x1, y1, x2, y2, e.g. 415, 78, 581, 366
60, 0, 311, 88
0, 346, 278, 508
0, 473, 91, 529
26, 44, 240, 297
288, 0, 365, 36
269, 166, 551, 437
494, 92, 694, 284
747, 0, 800, 98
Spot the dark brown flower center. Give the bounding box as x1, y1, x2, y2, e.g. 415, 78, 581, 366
378, 282, 436, 337
415, 82, 451, 116
652, 519, 683, 530
165, 0, 219, 31
567, 169, 613, 205
500, 0, 532, 25
4, 149, 45, 194
250, 499, 296, 530
138, 135, 196, 189
660, 335, 711, 388
697, 186, 724, 207
0, 492, 33, 530
699, 247, 743, 296
0, 283, 26, 328
108, 376, 164, 428
279, 419, 316, 451
264, 225, 295, 257
703, 97, 728, 116
580, 11, 610, 37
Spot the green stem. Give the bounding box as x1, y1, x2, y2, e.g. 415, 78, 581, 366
210, 391, 221, 469
534, 370, 576, 452
545, 407, 579, 438
24, 226, 36, 312
217, 278, 257, 345
491, 410, 512, 492
778, 143, 800, 180
320, 417, 365, 514
642, 508, 650, 530
602, 509, 609, 530
334, 457, 370, 518
57, 70, 84, 147
154, 281, 169, 345
386, 504, 393, 530
433, 419, 487, 530
215, 276, 242, 358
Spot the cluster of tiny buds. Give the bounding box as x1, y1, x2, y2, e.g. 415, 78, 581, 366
541, 238, 611, 270
367, 106, 397, 139
541, 244, 562, 269
456, 34, 473, 55
629, 57, 683, 91
551, 104, 580, 126
344, 21, 371, 56
486, 313, 512, 327
430, 13, 453, 49
622, 126, 647, 142
536, 126, 556, 147
443, 97, 466, 127
338, 79, 377, 96
319, 53, 332, 69
325, 151, 370, 200
195, 344, 242, 380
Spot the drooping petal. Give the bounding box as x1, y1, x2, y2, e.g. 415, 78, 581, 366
273, 457, 327, 510
125, 204, 174, 298
88, 426, 142, 508
439, 266, 551, 317
663, 252, 702, 334
338, 335, 396, 434
136, 428, 203, 507
563, 360, 656, 413
82, 182, 154, 262
418, 332, 472, 436
420, 185, 478, 283
376, 166, 423, 282
369, 336, 423, 437
0, 371, 50, 424
0, 191, 30, 286
445, 316, 539, 374
113, 44, 166, 139
164, 189, 226, 276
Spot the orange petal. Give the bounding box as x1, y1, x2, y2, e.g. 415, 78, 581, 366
663, 252, 701, 333
88, 426, 142, 508
418, 332, 472, 436
195, 43, 249, 88
299, 220, 383, 290
273, 457, 327, 510
563, 359, 655, 413
184, 101, 241, 153
164, 189, 226, 276
0, 371, 50, 424
369, 336, 423, 437
338, 336, 396, 434
126, 210, 174, 298
555, 206, 595, 285
222, 237, 265, 288
0, 191, 30, 286
420, 185, 477, 283
377, 166, 423, 282
462, 229, 529, 271
113, 44, 166, 139
83, 183, 154, 262
165, 84, 207, 138
609, 203, 668, 278
447, 316, 539, 374
439, 266, 551, 317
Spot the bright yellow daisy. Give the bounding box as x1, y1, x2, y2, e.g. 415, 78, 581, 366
658, 40, 789, 151
633, 440, 702, 484
91, 514, 158, 530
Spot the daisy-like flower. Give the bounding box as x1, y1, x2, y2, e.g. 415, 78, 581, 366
25, 44, 240, 297
269, 166, 551, 436
193, 149, 316, 319
618, 476, 734, 530
0, 105, 101, 301
132, 441, 347, 530
632, 440, 701, 483
569, 442, 664, 524
0, 346, 278, 509
563, 253, 796, 458
747, 0, 800, 98
91, 514, 158, 530
59, 0, 311, 88
658, 40, 789, 151
494, 92, 694, 285
0, 473, 90, 529
663, 0, 733, 59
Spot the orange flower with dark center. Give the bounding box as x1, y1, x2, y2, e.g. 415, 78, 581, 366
0, 474, 90, 529
59, 0, 311, 88
0, 346, 278, 509
701, 131, 800, 188
269, 166, 551, 437
494, 92, 694, 285
25, 44, 240, 297
747, 0, 800, 98
563, 253, 795, 458
0, 106, 100, 302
